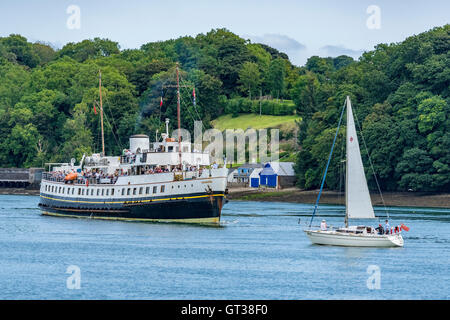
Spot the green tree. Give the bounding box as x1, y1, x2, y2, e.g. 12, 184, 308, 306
396, 148, 435, 191
60, 102, 93, 162
238, 62, 261, 99
332, 55, 355, 70
0, 61, 31, 109
58, 38, 120, 62
305, 56, 334, 76
292, 72, 319, 115
267, 58, 285, 99
32, 42, 56, 65
0, 34, 40, 68
0, 124, 41, 167
417, 95, 447, 134
362, 103, 404, 190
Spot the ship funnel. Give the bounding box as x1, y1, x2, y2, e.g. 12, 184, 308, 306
129, 134, 149, 153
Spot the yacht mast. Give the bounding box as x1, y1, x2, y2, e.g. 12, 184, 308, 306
308, 100, 346, 227
345, 96, 349, 228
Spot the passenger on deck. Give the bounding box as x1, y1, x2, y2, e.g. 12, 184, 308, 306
320, 219, 327, 231
384, 220, 391, 235
375, 224, 384, 235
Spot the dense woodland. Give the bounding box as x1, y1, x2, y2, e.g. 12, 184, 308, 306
0, 25, 448, 192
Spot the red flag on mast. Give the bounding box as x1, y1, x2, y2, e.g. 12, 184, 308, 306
160, 96, 163, 107
93, 101, 98, 115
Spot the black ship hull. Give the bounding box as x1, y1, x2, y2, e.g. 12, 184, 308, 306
38, 192, 225, 224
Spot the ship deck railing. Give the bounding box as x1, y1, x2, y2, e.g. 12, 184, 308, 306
42, 173, 116, 185
42, 168, 222, 185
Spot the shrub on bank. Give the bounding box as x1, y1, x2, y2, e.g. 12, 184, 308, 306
224, 97, 296, 116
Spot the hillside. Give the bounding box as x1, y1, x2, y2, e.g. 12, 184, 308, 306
0, 25, 448, 192
293, 24, 449, 193
211, 114, 301, 131
0, 29, 301, 167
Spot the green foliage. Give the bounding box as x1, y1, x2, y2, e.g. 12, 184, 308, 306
267, 58, 285, 99
417, 95, 447, 133
305, 56, 334, 76
0, 25, 448, 194
0, 123, 41, 167
238, 61, 261, 99
0, 34, 41, 68
60, 102, 93, 162
32, 42, 57, 66
0, 30, 295, 168
224, 98, 296, 116
294, 24, 450, 192
58, 38, 120, 62
0, 61, 31, 108
292, 72, 320, 115
395, 148, 442, 191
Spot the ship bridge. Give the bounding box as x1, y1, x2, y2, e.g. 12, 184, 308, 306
121, 134, 210, 168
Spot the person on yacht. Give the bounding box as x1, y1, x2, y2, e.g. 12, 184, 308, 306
375, 224, 384, 235
384, 220, 391, 234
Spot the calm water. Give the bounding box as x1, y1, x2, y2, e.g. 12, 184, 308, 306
0, 195, 449, 300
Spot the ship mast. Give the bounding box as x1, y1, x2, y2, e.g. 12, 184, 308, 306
176, 63, 182, 168
162, 63, 189, 169
99, 70, 105, 156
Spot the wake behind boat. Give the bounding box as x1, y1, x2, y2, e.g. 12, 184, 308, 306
304, 96, 407, 247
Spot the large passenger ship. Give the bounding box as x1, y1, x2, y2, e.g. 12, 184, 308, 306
38, 65, 228, 224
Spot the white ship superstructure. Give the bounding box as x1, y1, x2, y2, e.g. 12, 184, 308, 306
39, 133, 228, 224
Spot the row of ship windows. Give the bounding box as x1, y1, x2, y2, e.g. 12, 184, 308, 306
44, 183, 196, 197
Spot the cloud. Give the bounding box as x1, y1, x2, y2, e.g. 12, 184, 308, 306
246, 34, 306, 52
319, 45, 364, 58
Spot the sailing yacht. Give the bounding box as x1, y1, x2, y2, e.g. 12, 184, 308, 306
304, 96, 404, 247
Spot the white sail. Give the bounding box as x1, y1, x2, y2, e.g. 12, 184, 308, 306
345, 96, 375, 219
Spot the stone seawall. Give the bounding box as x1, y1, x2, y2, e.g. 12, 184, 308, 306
0, 168, 43, 189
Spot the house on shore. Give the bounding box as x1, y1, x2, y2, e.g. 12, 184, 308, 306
227, 168, 237, 183
249, 168, 263, 188
230, 163, 264, 185
250, 162, 296, 189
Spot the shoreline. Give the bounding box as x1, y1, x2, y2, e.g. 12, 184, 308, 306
0, 188, 40, 196
226, 187, 450, 209
2, 187, 449, 209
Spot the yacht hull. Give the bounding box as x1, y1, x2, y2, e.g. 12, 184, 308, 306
304, 230, 404, 247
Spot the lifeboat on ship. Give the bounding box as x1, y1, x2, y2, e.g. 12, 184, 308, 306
64, 172, 78, 181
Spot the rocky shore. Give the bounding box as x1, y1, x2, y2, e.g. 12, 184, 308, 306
227, 187, 450, 208
2, 186, 449, 208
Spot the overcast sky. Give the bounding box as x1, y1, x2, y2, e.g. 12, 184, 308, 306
1, 0, 448, 66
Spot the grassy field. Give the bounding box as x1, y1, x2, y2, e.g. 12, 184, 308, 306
211, 113, 301, 131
